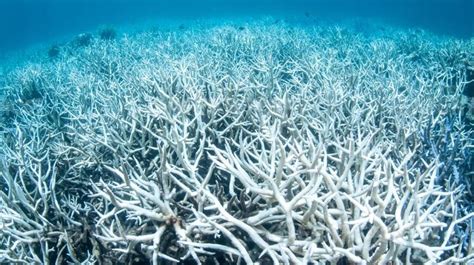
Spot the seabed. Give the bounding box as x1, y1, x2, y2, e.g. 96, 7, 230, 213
0, 18, 473, 264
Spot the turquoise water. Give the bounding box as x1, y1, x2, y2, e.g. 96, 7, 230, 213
0, 0, 473, 54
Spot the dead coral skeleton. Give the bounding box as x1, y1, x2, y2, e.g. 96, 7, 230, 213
1, 20, 473, 264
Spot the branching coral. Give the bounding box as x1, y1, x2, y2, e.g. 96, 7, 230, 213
1, 19, 473, 264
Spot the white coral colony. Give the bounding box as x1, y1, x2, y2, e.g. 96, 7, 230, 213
0, 20, 473, 264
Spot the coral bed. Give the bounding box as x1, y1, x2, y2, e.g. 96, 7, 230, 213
0, 19, 473, 264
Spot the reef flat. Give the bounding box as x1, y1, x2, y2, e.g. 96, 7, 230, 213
1, 18, 473, 264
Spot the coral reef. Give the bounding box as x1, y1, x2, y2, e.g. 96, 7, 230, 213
99, 27, 117, 41
73, 33, 94, 48
0, 20, 473, 264
47, 44, 61, 58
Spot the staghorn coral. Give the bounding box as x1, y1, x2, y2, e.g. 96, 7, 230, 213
0, 19, 473, 264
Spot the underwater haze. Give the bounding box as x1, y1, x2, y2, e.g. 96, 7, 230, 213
1, 0, 474, 264
0, 0, 473, 54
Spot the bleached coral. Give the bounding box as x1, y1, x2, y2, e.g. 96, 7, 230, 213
1, 19, 473, 264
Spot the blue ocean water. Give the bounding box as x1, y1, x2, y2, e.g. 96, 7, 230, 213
0, 0, 472, 55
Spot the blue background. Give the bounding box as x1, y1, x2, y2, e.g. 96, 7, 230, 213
0, 0, 473, 54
